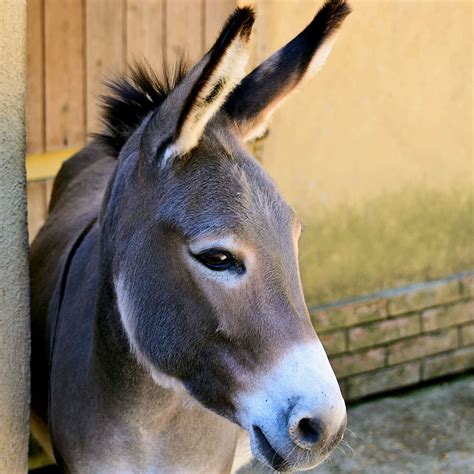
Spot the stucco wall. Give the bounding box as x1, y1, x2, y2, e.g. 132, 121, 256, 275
0, 1, 30, 472
249, 0, 473, 305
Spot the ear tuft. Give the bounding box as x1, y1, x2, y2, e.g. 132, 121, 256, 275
215, 6, 255, 44
305, 0, 351, 76
316, 0, 352, 36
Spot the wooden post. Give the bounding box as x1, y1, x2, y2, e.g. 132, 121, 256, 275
0, 1, 30, 472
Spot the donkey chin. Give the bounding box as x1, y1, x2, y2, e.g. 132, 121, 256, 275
235, 342, 347, 472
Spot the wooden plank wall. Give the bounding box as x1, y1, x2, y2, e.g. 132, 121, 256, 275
26, 0, 236, 242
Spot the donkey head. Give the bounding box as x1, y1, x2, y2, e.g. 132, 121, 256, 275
102, 1, 351, 470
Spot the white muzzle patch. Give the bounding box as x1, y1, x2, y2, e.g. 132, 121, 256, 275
236, 341, 346, 468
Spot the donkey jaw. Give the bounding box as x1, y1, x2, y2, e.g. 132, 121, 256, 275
236, 342, 347, 471
115, 275, 189, 396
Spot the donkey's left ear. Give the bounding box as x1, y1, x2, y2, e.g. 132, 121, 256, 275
163, 7, 255, 162
223, 0, 351, 142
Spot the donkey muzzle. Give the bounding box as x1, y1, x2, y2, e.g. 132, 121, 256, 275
237, 341, 346, 470
249, 406, 347, 471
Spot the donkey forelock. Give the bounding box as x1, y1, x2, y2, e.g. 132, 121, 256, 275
94, 59, 190, 158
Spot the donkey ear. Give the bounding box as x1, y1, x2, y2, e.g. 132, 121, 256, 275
223, 0, 351, 142
163, 7, 255, 162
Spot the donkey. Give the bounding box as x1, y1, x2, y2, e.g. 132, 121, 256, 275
30, 1, 351, 472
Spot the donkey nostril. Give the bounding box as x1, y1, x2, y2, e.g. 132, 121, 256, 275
292, 417, 320, 447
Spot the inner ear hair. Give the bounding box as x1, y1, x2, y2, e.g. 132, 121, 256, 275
164, 7, 255, 164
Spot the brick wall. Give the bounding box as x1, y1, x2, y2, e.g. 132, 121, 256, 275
311, 271, 474, 401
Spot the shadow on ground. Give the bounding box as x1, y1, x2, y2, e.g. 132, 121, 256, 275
239, 374, 474, 473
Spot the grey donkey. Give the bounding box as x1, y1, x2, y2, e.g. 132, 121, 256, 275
30, 1, 351, 472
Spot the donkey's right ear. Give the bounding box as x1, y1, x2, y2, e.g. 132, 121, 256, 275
223, 0, 351, 142
159, 7, 255, 164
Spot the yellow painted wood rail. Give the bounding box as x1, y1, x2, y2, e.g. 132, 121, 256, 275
26, 148, 77, 182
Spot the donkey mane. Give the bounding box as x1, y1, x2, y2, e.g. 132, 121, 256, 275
94, 59, 189, 157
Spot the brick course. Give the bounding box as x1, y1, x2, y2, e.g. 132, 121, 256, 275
331, 347, 386, 378
388, 279, 460, 316
318, 330, 346, 355
422, 346, 474, 380
421, 301, 474, 331
347, 362, 420, 400
310, 271, 474, 401
312, 298, 387, 331
349, 314, 420, 350
461, 323, 474, 346
387, 328, 458, 365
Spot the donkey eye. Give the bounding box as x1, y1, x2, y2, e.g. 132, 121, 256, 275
192, 249, 245, 274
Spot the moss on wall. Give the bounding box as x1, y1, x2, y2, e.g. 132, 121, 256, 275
299, 185, 473, 306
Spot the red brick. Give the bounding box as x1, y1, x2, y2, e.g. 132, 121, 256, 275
421, 301, 474, 332
338, 379, 349, 400
319, 330, 346, 356
330, 348, 386, 378
349, 314, 420, 350
388, 280, 460, 316
422, 346, 474, 380
387, 328, 458, 365
312, 299, 387, 331
347, 362, 420, 400
461, 323, 474, 346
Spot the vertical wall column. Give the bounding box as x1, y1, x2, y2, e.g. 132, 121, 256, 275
0, 1, 30, 473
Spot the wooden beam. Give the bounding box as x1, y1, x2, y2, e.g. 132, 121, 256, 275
26, 148, 78, 182
166, 0, 204, 66
26, 0, 45, 154
44, 0, 85, 150
126, 0, 165, 70
85, 0, 125, 135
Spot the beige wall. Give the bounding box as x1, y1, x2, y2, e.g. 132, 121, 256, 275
255, 0, 472, 205
248, 0, 473, 304
0, 1, 30, 472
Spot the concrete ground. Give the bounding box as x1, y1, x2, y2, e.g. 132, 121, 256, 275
240, 375, 474, 474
